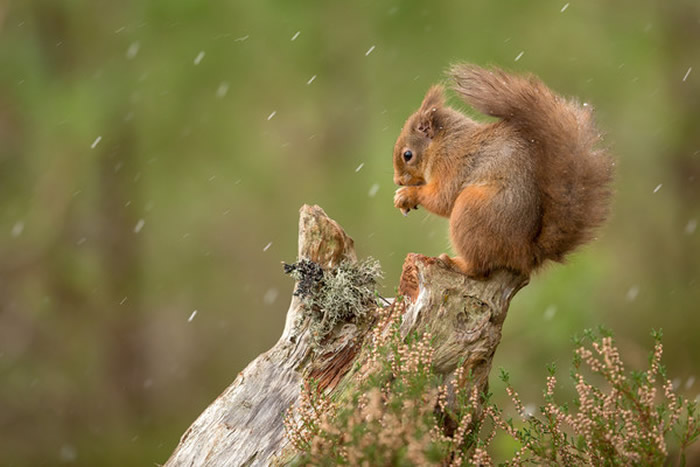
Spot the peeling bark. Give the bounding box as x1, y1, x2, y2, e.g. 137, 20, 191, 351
164, 205, 527, 467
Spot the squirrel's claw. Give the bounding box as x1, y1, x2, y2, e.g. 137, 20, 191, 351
394, 187, 420, 216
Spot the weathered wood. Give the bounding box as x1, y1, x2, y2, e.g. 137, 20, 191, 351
397, 254, 527, 398
164, 205, 355, 467
164, 205, 527, 467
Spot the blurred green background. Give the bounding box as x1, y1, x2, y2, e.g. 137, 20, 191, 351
1, 0, 698, 465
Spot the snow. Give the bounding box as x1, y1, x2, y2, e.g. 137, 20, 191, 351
355, 162, 364, 172
653, 183, 662, 193
291, 31, 300, 41
560, 3, 570, 12
365, 45, 376, 56
91, 136, 102, 149
306, 75, 317, 85
263, 242, 272, 252
216, 82, 230, 98
368, 183, 380, 197
194, 51, 205, 65
263, 288, 279, 305
133, 218, 145, 233
59, 445, 77, 463
683, 67, 692, 82
686, 376, 696, 389
188, 310, 198, 322
11, 221, 24, 238
514, 51, 524, 62
543, 305, 557, 321
126, 41, 140, 60
267, 110, 277, 121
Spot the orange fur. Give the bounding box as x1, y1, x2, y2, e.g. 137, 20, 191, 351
461, 184, 498, 204
392, 64, 614, 277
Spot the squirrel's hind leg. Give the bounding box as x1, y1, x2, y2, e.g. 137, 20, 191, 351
447, 182, 537, 277
438, 254, 490, 279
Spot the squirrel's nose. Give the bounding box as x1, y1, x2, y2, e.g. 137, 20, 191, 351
394, 175, 404, 186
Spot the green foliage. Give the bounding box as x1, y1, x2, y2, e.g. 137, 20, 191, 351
284, 257, 383, 345
285, 317, 699, 465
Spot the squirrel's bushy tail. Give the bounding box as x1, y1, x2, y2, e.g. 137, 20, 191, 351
449, 64, 614, 265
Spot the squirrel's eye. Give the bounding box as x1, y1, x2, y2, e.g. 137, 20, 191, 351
403, 150, 413, 162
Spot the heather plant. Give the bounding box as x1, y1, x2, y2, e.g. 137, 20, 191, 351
284, 306, 699, 466
284, 303, 484, 465
493, 328, 700, 465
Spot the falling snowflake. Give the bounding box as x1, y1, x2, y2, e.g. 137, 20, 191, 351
134, 219, 145, 233
216, 82, 230, 98
11, 221, 24, 238
683, 67, 692, 82
126, 41, 140, 60
194, 51, 205, 65
626, 285, 639, 302
263, 288, 279, 305
59, 445, 77, 463
543, 305, 557, 321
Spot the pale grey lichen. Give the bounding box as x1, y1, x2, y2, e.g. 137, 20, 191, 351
284, 257, 383, 345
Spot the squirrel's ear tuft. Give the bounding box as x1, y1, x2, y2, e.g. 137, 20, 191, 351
417, 85, 445, 139
420, 85, 445, 112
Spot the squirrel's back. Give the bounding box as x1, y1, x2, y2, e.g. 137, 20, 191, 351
450, 64, 614, 267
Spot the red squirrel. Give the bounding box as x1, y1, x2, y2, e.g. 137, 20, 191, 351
393, 64, 614, 277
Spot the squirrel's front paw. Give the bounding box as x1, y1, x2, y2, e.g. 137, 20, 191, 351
394, 187, 420, 216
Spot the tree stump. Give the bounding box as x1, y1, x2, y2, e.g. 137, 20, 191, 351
164, 205, 527, 466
